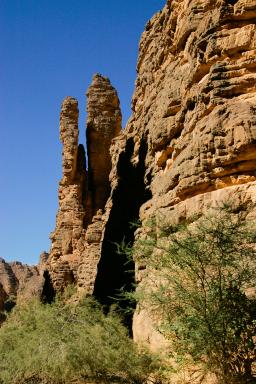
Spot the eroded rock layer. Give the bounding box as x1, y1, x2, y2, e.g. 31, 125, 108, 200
119, 0, 256, 221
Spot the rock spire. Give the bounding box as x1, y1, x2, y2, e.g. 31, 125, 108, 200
85, 74, 122, 223
46, 76, 122, 294
48, 97, 86, 291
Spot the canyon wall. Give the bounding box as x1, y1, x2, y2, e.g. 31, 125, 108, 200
0, 0, 252, 351
116, 0, 256, 345
44, 0, 256, 320
79, 0, 256, 349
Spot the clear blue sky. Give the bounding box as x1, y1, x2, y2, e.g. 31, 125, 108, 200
0, 0, 166, 265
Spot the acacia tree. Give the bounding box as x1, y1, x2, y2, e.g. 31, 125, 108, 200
131, 206, 256, 383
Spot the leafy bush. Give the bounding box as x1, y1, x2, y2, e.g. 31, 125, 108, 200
129, 206, 256, 383
0, 297, 156, 384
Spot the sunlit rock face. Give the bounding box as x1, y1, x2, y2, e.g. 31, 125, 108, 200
85, 74, 122, 223
120, 0, 256, 222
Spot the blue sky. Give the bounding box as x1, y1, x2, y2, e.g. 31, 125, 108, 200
0, 0, 166, 264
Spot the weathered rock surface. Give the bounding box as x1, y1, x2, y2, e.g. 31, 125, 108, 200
0, 257, 18, 297
83, 1, 255, 380
47, 76, 122, 294
111, 0, 256, 359
76, 75, 122, 295
10, 260, 45, 301
123, 0, 256, 222
0, 283, 7, 324
44, 2, 255, 333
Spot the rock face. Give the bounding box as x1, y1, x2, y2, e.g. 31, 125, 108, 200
47, 75, 122, 295
116, 0, 256, 346
79, 0, 256, 344
0, 258, 18, 298
45, 0, 256, 354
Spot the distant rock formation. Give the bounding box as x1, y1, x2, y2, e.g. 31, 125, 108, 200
0, 254, 47, 312
0, 258, 18, 298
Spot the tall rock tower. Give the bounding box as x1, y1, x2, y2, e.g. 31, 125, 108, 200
46, 75, 121, 295
77, 74, 122, 294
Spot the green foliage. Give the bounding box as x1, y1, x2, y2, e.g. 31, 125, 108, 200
0, 297, 156, 384
129, 206, 256, 383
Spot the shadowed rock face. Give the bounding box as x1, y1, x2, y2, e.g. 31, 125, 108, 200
0, 283, 7, 310
0, 283, 7, 324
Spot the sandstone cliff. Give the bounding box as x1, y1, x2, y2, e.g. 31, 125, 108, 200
1, 0, 255, 380
44, 0, 256, 315
115, 0, 256, 347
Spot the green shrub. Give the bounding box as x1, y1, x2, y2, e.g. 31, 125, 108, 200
0, 297, 155, 384
129, 206, 256, 383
